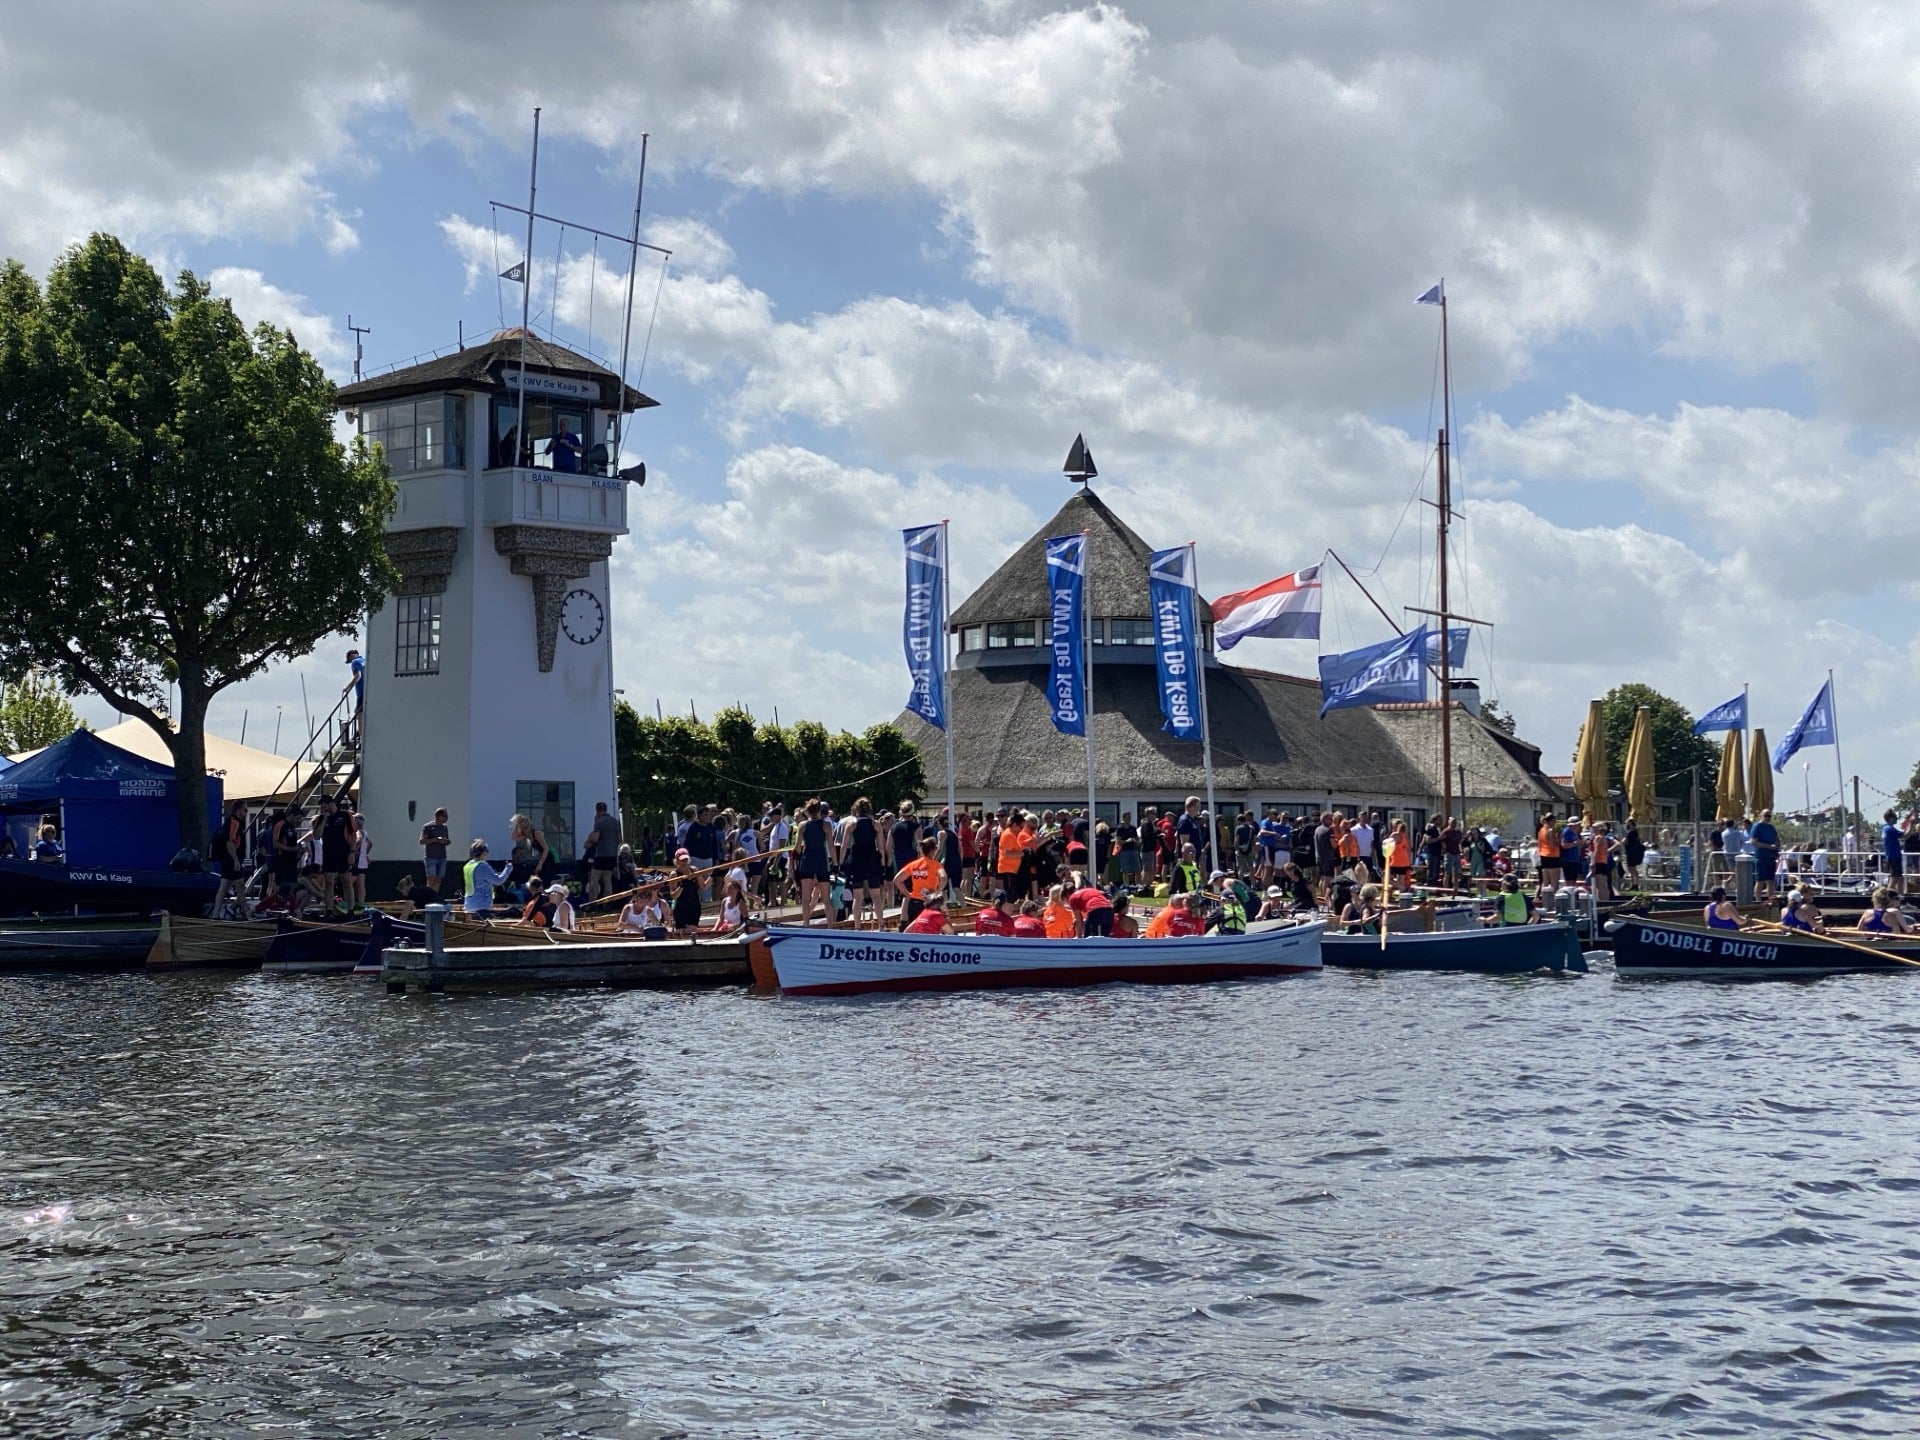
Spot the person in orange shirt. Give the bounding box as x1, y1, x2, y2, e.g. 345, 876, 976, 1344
1143, 892, 1206, 938
996, 809, 1027, 898
1335, 818, 1360, 868
892, 836, 947, 929
1041, 883, 1077, 938
1536, 813, 1562, 898
1383, 821, 1414, 890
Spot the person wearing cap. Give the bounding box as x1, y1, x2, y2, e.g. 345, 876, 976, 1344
1255, 885, 1292, 922
974, 889, 1016, 936
1778, 888, 1826, 934
521, 881, 576, 931
462, 840, 514, 915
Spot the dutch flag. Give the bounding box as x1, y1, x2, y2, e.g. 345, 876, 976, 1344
1211, 565, 1323, 649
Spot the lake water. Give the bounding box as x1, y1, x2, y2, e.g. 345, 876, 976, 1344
3, 966, 1918, 1437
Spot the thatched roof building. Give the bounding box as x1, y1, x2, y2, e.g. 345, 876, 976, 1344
896, 487, 1564, 828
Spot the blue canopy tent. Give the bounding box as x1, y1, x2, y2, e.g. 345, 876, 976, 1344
0, 730, 221, 867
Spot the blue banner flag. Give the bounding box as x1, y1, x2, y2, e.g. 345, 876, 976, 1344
1692, 691, 1747, 736
1319, 627, 1432, 718
1423, 626, 1470, 670
1773, 678, 1836, 771
1045, 534, 1088, 737
902, 524, 946, 730
1415, 282, 1444, 306
1149, 546, 1203, 740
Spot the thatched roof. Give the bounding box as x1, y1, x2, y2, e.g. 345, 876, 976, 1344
949, 488, 1214, 629
1367, 704, 1564, 806
336, 329, 656, 411
900, 661, 1436, 797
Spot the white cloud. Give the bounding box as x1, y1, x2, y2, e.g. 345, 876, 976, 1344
208, 266, 350, 373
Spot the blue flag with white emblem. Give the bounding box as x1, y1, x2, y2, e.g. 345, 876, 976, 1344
1318, 627, 1432, 718
1149, 546, 1203, 740
1773, 678, 1836, 771
1692, 691, 1747, 736
1045, 534, 1088, 737
902, 524, 946, 730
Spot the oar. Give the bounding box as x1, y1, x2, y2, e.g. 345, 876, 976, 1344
1746, 917, 1920, 969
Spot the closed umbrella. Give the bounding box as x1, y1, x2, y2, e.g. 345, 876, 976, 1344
1716, 729, 1747, 819
1573, 698, 1610, 821
1747, 728, 1773, 816
1625, 705, 1657, 824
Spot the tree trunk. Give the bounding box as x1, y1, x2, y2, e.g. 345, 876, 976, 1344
171, 681, 213, 858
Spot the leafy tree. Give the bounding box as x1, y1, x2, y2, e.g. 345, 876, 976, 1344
1583, 683, 1719, 810
1464, 804, 1511, 833
0, 235, 395, 852
0, 670, 84, 753
1479, 698, 1517, 737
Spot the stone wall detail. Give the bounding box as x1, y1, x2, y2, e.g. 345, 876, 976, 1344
385, 527, 461, 597
493, 525, 614, 672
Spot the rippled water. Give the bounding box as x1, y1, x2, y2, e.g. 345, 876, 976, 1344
3, 965, 1919, 1437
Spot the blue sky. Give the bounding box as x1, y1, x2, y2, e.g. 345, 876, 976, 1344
7, 1, 1920, 802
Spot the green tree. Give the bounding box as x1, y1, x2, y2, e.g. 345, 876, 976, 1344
1583, 683, 1719, 810
0, 235, 395, 852
1893, 762, 1920, 817
1479, 698, 1518, 737
0, 670, 84, 753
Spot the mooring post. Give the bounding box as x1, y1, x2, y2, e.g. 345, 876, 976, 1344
424, 904, 448, 994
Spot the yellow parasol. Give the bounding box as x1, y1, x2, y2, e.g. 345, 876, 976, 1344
1572, 698, 1611, 821
1747, 727, 1773, 816
1624, 705, 1657, 824
1715, 728, 1747, 819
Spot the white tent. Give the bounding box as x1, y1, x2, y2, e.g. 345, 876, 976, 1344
69, 720, 315, 803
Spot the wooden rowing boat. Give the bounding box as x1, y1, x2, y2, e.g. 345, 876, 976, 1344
146, 913, 278, 970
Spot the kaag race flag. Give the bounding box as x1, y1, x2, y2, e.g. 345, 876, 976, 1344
1045, 534, 1088, 737
1319, 627, 1431, 718
1773, 677, 1836, 771
500, 261, 526, 284
1211, 565, 1322, 648
902, 524, 947, 730
1423, 626, 1470, 670
1148, 546, 1202, 740
1693, 691, 1748, 736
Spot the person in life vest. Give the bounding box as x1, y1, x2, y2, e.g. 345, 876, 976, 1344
1209, 873, 1247, 934
462, 840, 514, 914
1171, 843, 1204, 899
1492, 874, 1534, 927
974, 889, 1016, 936
892, 835, 947, 930
1066, 882, 1115, 937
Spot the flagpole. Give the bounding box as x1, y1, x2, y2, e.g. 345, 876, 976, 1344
942, 519, 957, 865
1828, 669, 1846, 836
1190, 541, 1218, 870
1082, 529, 1097, 865
515, 107, 541, 467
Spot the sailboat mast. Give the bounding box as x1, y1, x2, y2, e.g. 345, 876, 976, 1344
1436, 283, 1454, 826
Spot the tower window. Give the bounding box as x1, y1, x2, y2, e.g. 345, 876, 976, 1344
395, 595, 442, 676
360, 395, 466, 474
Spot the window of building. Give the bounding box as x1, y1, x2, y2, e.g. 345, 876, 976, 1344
960, 625, 984, 652
395, 595, 442, 676
1088, 618, 1106, 646
491, 398, 593, 471
359, 396, 465, 475
516, 781, 576, 861
986, 620, 1038, 648
1106, 618, 1154, 647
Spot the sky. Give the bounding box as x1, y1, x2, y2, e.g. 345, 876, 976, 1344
6, 0, 1920, 807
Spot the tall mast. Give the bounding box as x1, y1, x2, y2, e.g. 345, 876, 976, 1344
1190, 542, 1219, 866
612, 132, 649, 473
1436, 283, 1453, 825
514, 107, 541, 467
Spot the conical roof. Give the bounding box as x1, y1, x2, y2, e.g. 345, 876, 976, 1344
950, 488, 1214, 629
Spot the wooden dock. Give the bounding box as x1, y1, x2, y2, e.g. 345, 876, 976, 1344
382, 907, 751, 992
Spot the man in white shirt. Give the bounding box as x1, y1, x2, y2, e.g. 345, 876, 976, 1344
1351, 816, 1376, 867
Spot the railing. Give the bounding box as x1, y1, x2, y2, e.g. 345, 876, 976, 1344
263, 685, 361, 813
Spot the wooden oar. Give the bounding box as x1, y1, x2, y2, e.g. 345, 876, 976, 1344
1746, 917, 1920, 969
578, 845, 798, 913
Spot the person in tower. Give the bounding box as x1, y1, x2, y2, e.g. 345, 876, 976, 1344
550, 419, 582, 473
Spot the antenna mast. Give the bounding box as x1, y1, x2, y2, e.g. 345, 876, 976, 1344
347, 314, 371, 381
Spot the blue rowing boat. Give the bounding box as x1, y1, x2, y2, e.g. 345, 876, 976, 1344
1319, 919, 1586, 973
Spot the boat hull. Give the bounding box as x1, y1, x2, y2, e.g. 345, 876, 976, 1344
146, 913, 278, 971
0, 859, 217, 919
1322, 920, 1585, 973
761, 921, 1323, 997
0, 915, 159, 972
1608, 916, 1920, 978
263, 917, 373, 974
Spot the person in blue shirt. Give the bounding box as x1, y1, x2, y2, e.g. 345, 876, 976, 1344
1256, 813, 1286, 883
341, 647, 365, 744
550, 421, 583, 473
1175, 796, 1209, 870
32, 824, 63, 862
1749, 809, 1781, 900
1882, 810, 1905, 891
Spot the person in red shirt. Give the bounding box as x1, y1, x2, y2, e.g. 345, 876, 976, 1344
904, 903, 949, 934
1110, 894, 1139, 938
973, 891, 1015, 936
1010, 902, 1047, 938
1066, 884, 1115, 937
